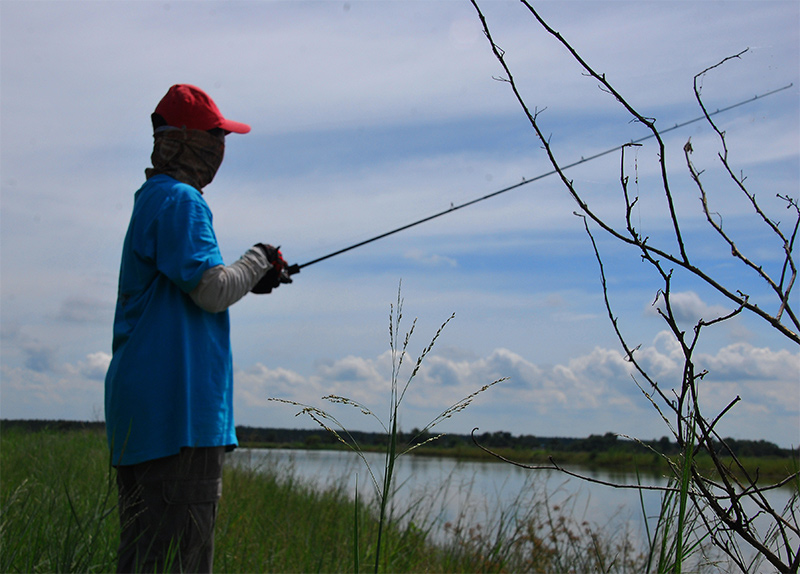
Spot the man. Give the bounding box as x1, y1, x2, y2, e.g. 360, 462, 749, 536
104, 84, 289, 573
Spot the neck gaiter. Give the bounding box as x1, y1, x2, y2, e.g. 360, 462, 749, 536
145, 128, 225, 192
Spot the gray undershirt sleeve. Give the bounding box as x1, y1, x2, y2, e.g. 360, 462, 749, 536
189, 246, 271, 313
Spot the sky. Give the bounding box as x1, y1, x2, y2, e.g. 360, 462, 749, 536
1, 1, 798, 448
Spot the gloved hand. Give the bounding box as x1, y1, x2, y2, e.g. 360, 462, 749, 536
251, 244, 293, 294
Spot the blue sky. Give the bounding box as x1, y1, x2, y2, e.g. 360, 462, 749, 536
1, 1, 798, 447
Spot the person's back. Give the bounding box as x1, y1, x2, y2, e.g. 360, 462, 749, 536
106, 174, 234, 467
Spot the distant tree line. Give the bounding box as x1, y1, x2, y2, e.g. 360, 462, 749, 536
2, 420, 793, 459
0, 419, 106, 433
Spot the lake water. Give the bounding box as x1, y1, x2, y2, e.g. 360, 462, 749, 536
229, 448, 673, 540
228, 447, 797, 566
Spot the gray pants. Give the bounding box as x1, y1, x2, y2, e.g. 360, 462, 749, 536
115, 447, 225, 573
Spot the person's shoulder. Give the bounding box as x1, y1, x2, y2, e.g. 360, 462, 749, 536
146, 174, 201, 197
139, 175, 205, 205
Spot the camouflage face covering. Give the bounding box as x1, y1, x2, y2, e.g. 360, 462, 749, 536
145, 128, 225, 192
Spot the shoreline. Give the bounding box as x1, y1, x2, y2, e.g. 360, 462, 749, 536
239, 441, 799, 484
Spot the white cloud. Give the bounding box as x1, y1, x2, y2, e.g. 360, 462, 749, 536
0, 356, 106, 421
234, 333, 799, 446
236, 364, 312, 408
647, 291, 733, 325
71, 352, 112, 382
403, 249, 458, 268
1, 326, 795, 445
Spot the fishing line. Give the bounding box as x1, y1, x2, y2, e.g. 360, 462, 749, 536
287, 83, 793, 275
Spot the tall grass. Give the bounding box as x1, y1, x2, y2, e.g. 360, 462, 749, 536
0, 428, 118, 573
3, 426, 734, 573
270, 286, 504, 572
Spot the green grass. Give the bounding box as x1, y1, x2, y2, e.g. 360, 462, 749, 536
215, 454, 435, 573
2, 427, 687, 573
0, 427, 118, 573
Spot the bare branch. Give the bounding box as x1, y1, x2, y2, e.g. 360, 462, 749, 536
469, 2, 799, 569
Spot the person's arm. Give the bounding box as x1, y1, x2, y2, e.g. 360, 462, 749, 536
189, 246, 271, 313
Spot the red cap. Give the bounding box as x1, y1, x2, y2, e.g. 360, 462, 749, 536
154, 84, 251, 134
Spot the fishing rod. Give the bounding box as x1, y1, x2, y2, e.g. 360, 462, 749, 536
286, 83, 794, 276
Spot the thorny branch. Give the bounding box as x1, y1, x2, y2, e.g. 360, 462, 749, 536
470, 1, 799, 571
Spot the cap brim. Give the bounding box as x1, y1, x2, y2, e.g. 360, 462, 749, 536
220, 118, 251, 134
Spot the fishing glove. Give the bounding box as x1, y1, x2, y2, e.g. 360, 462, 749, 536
251, 244, 293, 294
